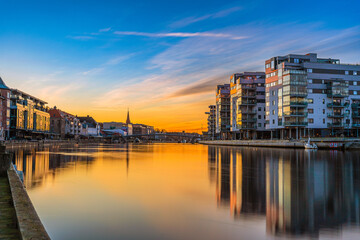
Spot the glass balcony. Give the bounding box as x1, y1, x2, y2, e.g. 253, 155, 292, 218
241, 118, 257, 123
327, 113, 349, 118
351, 103, 360, 108
289, 101, 308, 106
283, 112, 308, 117
327, 102, 349, 108
327, 122, 346, 128
283, 121, 308, 126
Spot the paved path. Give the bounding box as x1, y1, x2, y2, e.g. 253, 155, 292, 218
0, 177, 21, 240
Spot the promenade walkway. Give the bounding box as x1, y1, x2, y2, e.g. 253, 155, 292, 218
0, 177, 20, 239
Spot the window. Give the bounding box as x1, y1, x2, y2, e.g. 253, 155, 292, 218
309, 118, 314, 123
258, 107, 261, 111
272, 100, 276, 106
323, 119, 325, 124
272, 110, 275, 115
355, 81, 358, 86
307, 69, 312, 73
345, 71, 349, 75
258, 123, 261, 127
354, 71, 358, 76
323, 109, 325, 114
272, 91, 276, 96
308, 98, 314, 104
272, 119, 275, 124
308, 109, 314, 114
294, 58, 299, 63
323, 99, 325, 104
354, 91, 358, 95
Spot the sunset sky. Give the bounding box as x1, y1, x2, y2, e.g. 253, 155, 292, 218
0, 0, 359, 132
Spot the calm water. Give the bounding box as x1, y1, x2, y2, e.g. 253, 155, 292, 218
11, 143, 360, 240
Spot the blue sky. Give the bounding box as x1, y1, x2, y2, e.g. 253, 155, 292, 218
0, 0, 359, 131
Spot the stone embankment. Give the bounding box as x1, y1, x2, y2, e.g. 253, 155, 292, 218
200, 138, 360, 149
0, 145, 50, 240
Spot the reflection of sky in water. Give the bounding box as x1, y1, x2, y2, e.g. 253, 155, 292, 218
10, 144, 360, 240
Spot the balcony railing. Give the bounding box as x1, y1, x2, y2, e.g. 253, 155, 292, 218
352, 113, 360, 118
240, 110, 257, 115
289, 101, 308, 106
352, 123, 360, 128
327, 93, 349, 98
327, 102, 349, 108
327, 113, 349, 118
239, 100, 256, 105
283, 121, 308, 126
241, 95, 256, 98
351, 103, 360, 108
240, 118, 257, 123
327, 122, 346, 128
283, 112, 308, 117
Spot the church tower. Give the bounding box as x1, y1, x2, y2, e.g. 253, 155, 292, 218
126, 108, 131, 124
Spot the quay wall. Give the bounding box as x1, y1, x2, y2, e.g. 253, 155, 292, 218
199, 139, 360, 149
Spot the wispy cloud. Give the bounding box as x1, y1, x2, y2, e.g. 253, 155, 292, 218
81, 54, 133, 76
67, 35, 95, 40
170, 6, 242, 28
99, 27, 112, 32
113, 31, 247, 40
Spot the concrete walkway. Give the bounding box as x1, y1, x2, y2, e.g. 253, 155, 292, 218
0, 177, 21, 240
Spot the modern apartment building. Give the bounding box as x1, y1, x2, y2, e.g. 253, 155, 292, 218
9, 89, 50, 139
265, 53, 360, 138
215, 84, 231, 139
205, 105, 216, 140
48, 107, 82, 138
230, 72, 266, 139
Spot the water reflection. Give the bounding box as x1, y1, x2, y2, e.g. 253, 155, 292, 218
208, 146, 360, 237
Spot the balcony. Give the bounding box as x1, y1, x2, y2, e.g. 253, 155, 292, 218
327, 102, 349, 108
239, 100, 256, 106
241, 95, 256, 99
283, 121, 308, 126
283, 112, 308, 117
352, 113, 360, 118
241, 85, 257, 90
289, 101, 308, 107
327, 122, 346, 128
352, 123, 360, 128
327, 113, 349, 118
241, 118, 257, 123
327, 93, 349, 98
240, 110, 257, 115
351, 103, 360, 108
237, 124, 257, 130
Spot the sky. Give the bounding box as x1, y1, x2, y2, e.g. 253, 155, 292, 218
0, 0, 359, 132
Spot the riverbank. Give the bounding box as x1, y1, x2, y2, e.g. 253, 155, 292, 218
0, 146, 50, 240
199, 138, 360, 149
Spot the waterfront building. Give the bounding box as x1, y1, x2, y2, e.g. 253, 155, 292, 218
265, 53, 360, 138
48, 107, 82, 138
205, 105, 216, 140
0, 77, 11, 139
230, 72, 266, 139
132, 124, 154, 135
78, 115, 101, 137
103, 122, 133, 136
215, 84, 231, 139
9, 89, 50, 139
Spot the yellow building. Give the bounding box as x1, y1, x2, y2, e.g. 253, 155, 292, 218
10, 89, 50, 139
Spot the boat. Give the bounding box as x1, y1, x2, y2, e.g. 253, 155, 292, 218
304, 138, 318, 149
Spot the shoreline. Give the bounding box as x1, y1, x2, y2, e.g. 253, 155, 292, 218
199, 139, 360, 150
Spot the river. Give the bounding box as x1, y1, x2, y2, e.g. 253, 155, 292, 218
11, 143, 360, 239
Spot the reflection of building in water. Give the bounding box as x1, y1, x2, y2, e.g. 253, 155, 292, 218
210, 146, 266, 216
208, 146, 360, 237
13, 146, 95, 189
266, 150, 360, 237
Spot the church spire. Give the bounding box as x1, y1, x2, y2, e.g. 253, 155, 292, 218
126, 108, 131, 124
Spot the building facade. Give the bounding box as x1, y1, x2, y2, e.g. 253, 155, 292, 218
205, 105, 216, 140
265, 53, 360, 138
0, 77, 10, 140
48, 107, 82, 139
9, 89, 50, 139
230, 72, 266, 139
78, 116, 101, 137
215, 84, 231, 139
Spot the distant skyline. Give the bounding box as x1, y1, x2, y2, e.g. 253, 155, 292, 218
1, 0, 359, 132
